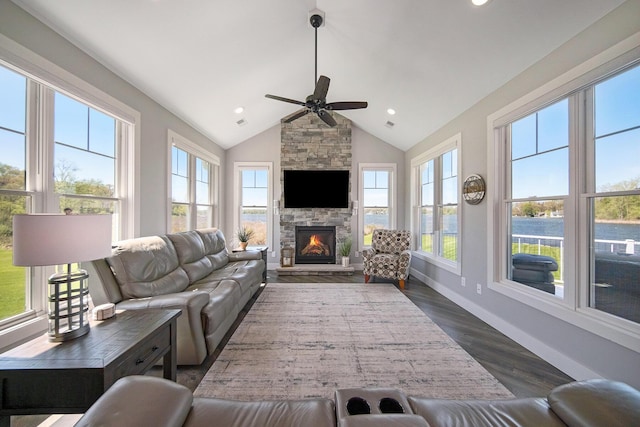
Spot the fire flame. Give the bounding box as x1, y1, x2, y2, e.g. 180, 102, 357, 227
309, 234, 322, 246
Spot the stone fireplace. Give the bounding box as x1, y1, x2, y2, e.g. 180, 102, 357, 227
295, 226, 336, 264
279, 113, 352, 266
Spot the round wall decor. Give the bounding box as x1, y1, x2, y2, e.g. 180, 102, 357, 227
463, 174, 486, 205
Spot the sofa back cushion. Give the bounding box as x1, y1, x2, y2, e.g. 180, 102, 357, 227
107, 235, 189, 299
167, 230, 214, 283
196, 228, 230, 269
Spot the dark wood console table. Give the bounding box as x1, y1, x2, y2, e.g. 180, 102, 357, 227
0, 309, 180, 426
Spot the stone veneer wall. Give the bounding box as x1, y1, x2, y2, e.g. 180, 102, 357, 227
279, 113, 352, 258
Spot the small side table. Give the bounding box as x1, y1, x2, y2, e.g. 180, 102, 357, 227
233, 245, 268, 283
0, 309, 180, 425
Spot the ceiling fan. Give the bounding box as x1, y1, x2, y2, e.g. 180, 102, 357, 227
265, 13, 368, 127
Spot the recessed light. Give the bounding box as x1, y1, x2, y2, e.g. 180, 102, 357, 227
471, 0, 490, 6
387, 108, 396, 115
234, 106, 244, 114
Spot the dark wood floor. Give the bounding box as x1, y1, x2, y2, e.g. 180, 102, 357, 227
265, 271, 574, 398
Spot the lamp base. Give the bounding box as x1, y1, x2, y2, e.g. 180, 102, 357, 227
48, 266, 91, 342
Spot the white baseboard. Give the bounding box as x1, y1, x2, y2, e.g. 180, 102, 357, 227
409, 268, 601, 382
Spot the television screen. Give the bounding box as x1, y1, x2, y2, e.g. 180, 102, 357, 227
284, 170, 349, 208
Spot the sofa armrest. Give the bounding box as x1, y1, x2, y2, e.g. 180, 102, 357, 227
548, 379, 640, 427
362, 248, 375, 261
398, 250, 412, 280
229, 250, 263, 261
76, 376, 193, 427
117, 291, 210, 365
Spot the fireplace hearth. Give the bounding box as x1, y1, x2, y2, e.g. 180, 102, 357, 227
295, 226, 336, 264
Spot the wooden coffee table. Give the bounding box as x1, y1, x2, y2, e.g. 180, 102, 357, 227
0, 309, 180, 426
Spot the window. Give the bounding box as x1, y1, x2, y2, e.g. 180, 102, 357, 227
169, 130, 219, 233
489, 51, 640, 349
234, 163, 272, 247
411, 134, 460, 271
507, 99, 569, 298
0, 57, 136, 344
359, 164, 396, 249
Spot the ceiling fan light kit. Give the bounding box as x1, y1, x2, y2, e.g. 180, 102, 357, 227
265, 11, 368, 127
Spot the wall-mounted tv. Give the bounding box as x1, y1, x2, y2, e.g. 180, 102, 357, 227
283, 170, 349, 208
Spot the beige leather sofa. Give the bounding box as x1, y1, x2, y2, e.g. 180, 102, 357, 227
89, 228, 264, 365
77, 376, 640, 427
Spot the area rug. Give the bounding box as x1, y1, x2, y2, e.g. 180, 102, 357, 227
195, 283, 514, 401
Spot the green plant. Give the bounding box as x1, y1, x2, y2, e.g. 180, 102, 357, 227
337, 235, 352, 257
236, 226, 255, 243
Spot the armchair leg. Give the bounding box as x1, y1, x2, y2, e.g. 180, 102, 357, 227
364, 274, 370, 283
398, 279, 405, 290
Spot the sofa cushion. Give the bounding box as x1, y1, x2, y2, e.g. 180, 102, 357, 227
188, 280, 242, 333
408, 397, 565, 427
548, 379, 640, 427
107, 235, 189, 299
197, 228, 231, 269
168, 230, 214, 283
186, 397, 336, 427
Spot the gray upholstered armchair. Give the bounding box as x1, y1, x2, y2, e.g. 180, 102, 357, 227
363, 229, 412, 289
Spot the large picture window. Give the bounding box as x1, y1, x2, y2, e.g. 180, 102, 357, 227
489, 55, 640, 347
0, 59, 136, 344
411, 134, 460, 271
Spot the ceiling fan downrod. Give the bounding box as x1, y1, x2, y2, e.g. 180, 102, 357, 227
310, 14, 323, 86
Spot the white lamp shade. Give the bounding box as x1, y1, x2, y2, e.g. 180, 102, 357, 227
13, 214, 113, 266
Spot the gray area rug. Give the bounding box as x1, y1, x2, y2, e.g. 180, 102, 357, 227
195, 283, 514, 400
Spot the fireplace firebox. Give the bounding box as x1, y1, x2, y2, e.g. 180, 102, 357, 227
295, 226, 336, 264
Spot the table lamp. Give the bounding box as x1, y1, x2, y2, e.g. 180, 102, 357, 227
12, 214, 112, 342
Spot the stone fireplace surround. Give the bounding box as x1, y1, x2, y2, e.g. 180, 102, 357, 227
278, 113, 352, 267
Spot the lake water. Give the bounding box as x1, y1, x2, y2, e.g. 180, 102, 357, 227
512, 217, 640, 242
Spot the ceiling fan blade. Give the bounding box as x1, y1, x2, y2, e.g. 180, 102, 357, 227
325, 101, 368, 111
317, 110, 337, 127
312, 75, 330, 100
283, 108, 311, 123
265, 94, 306, 106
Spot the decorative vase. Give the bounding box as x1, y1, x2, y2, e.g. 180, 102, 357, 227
341, 256, 350, 267
239, 242, 248, 251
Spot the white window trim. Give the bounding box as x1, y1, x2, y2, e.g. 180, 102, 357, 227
233, 162, 274, 249
357, 163, 397, 253
486, 31, 640, 353
167, 130, 220, 232
410, 133, 462, 275
0, 34, 139, 349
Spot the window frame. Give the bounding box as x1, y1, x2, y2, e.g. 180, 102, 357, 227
0, 34, 139, 349
233, 162, 273, 249
410, 133, 461, 274
167, 130, 220, 233
487, 33, 640, 352
358, 163, 397, 252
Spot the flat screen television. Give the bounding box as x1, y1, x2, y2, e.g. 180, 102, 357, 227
283, 170, 349, 208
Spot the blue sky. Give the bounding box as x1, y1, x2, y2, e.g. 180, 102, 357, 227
2, 63, 639, 199
511, 64, 640, 199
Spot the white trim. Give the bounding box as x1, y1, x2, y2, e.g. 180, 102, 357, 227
410, 267, 602, 381
486, 31, 640, 353
0, 36, 139, 348
410, 133, 462, 274
168, 130, 220, 232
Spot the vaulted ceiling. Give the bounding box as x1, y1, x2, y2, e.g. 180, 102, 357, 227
13, 0, 625, 151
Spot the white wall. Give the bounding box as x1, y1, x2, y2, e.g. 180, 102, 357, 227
0, 1, 225, 237
406, 0, 640, 389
